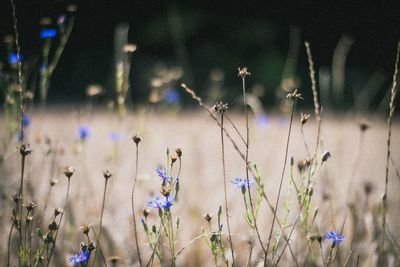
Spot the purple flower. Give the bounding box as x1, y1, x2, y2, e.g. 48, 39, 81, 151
22, 114, 30, 128
254, 113, 269, 127
68, 250, 90, 265
156, 168, 169, 184
8, 52, 23, 65
109, 132, 123, 142
40, 28, 57, 39
78, 125, 90, 140
164, 88, 180, 104
231, 177, 253, 189
147, 195, 175, 210
324, 230, 344, 245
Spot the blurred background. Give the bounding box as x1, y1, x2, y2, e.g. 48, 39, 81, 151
1, 0, 400, 112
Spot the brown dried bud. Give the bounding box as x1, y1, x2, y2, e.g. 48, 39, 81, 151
54, 208, 63, 217
80, 224, 90, 235
170, 153, 178, 164
143, 209, 150, 218
238, 67, 251, 78
204, 213, 212, 222
103, 170, 112, 179
175, 148, 182, 158
301, 113, 311, 125
88, 240, 96, 251
161, 186, 171, 197
359, 121, 370, 132
321, 151, 331, 163
363, 182, 373, 196
63, 166, 75, 179
50, 179, 58, 186
48, 221, 58, 231
108, 256, 120, 264
132, 133, 143, 144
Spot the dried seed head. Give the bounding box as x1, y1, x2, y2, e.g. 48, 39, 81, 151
297, 157, 312, 173
103, 170, 112, 179
24, 91, 34, 100
108, 256, 120, 263
44, 231, 54, 244
132, 133, 143, 144
286, 89, 303, 101
26, 201, 37, 212
88, 240, 96, 251
48, 221, 58, 231
50, 179, 58, 186
175, 148, 182, 158
86, 84, 103, 97
204, 213, 212, 222
213, 101, 228, 114
20, 144, 32, 156
54, 208, 63, 217
301, 113, 311, 125
321, 151, 331, 163
63, 166, 75, 179
12, 193, 21, 204
238, 67, 251, 78
26, 215, 34, 223
359, 121, 370, 132
123, 43, 137, 53
80, 224, 90, 235
363, 182, 373, 196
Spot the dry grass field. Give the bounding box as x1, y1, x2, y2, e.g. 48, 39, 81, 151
1, 108, 399, 266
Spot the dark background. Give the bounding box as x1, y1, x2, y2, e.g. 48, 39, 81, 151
1, 0, 400, 111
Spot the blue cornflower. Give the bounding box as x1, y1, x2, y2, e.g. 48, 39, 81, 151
156, 168, 169, 184
40, 28, 57, 39
22, 114, 30, 128
147, 195, 175, 210
324, 230, 344, 245
231, 177, 253, 189
8, 52, 23, 65
164, 88, 180, 104
78, 125, 90, 140
68, 250, 90, 265
109, 132, 123, 142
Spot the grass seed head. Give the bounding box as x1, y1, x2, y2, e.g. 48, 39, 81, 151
63, 166, 75, 179
103, 170, 112, 179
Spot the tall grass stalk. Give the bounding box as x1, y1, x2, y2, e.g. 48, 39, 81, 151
218, 108, 235, 266
131, 135, 143, 266
46, 176, 71, 267
381, 40, 400, 263
239, 67, 266, 254
265, 90, 300, 262
92, 171, 111, 267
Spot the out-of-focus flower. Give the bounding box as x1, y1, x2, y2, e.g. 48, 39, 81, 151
22, 114, 30, 127
78, 125, 90, 140
231, 177, 253, 189
253, 114, 269, 127
109, 132, 123, 142
324, 230, 344, 245
8, 52, 23, 65
68, 250, 90, 265
40, 28, 57, 39
164, 88, 180, 104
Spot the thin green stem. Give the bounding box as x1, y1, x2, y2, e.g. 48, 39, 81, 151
265, 100, 296, 261
220, 113, 235, 266
131, 143, 143, 267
